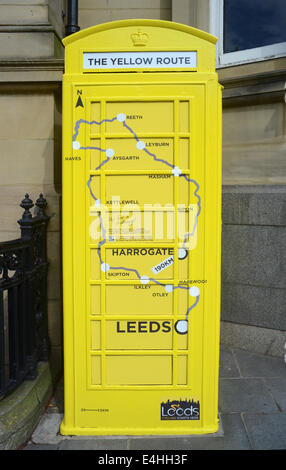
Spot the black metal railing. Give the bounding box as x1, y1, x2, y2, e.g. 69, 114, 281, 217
0, 194, 50, 399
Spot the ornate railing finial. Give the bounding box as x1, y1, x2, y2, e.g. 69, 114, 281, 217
35, 193, 47, 217
20, 194, 34, 219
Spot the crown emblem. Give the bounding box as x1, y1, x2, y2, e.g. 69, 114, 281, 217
131, 29, 149, 46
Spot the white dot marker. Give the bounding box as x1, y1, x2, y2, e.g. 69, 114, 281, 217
175, 320, 188, 334
101, 263, 110, 272
117, 113, 126, 122
189, 286, 200, 297
72, 140, 81, 150
94, 199, 101, 208
165, 284, 173, 293
136, 140, 145, 150
178, 248, 188, 260
140, 275, 149, 284
172, 166, 182, 177
105, 148, 114, 158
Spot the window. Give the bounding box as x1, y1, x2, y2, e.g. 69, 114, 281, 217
210, 0, 286, 67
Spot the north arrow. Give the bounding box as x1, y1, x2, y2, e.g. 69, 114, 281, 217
76, 95, 84, 108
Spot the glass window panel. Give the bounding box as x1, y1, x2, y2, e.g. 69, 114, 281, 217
224, 0, 286, 53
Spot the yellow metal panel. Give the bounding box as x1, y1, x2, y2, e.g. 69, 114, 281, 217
106, 355, 173, 385
61, 19, 222, 436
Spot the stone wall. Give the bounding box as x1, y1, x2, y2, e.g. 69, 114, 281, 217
0, 0, 65, 59
221, 72, 286, 185
221, 185, 286, 355
222, 185, 286, 330
78, 0, 172, 29
0, 80, 63, 378
0, 1, 65, 380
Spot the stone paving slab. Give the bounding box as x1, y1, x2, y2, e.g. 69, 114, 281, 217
59, 438, 129, 450
24, 413, 249, 451
243, 412, 286, 450
264, 376, 286, 411
181, 414, 252, 451
24, 444, 59, 451
219, 347, 240, 378
219, 378, 280, 413
31, 413, 63, 445
233, 348, 286, 378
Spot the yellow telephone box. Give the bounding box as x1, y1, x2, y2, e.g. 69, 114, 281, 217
61, 19, 222, 436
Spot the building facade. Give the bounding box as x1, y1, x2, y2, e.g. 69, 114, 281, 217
0, 0, 285, 397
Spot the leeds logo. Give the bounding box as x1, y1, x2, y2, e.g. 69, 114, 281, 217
161, 399, 200, 420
